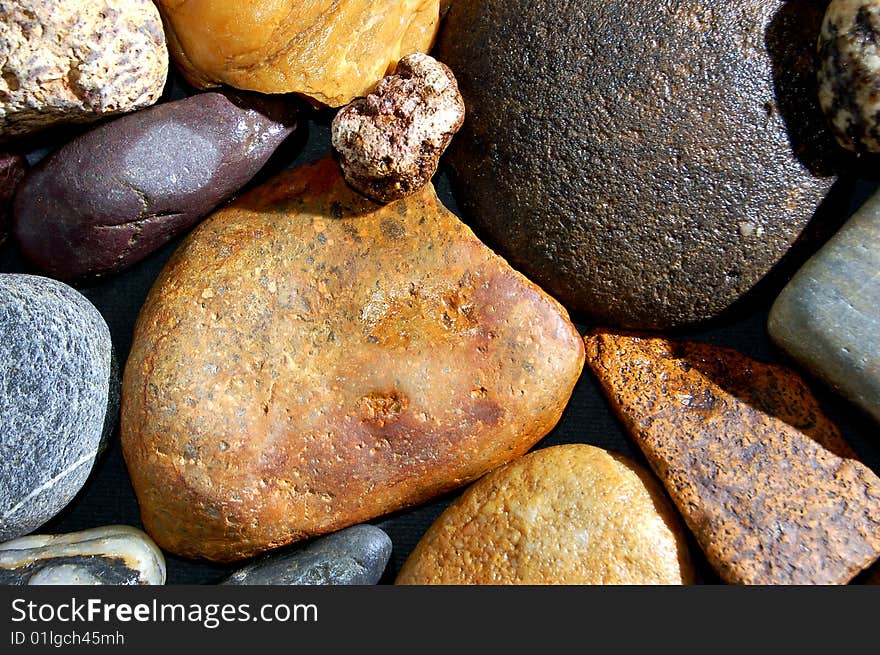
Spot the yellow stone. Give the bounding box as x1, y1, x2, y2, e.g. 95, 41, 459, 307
156, 0, 440, 107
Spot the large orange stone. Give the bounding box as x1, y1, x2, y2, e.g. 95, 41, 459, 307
121, 156, 584, 562
156, 0, 440, 107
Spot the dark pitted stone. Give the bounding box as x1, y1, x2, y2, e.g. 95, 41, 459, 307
222, 525, 392, 585
818, 0, 880, 152
770, 190, 880, 424
0, 274, 112, 541
585, 330, 880, 584
436, 0, 840, 328
0, 151, 26, 245
13, 91, 299, 281
0, 526, 165, 585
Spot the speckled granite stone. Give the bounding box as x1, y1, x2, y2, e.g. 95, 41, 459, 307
818, 0, 880, 152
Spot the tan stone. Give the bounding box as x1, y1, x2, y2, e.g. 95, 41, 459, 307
156, 0, 440, 107
396, 444, 695, 585
0, 0, 168, 138
121, 156, 584, 562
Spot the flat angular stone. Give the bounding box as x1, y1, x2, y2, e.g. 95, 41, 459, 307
0, 526, 165, 585
769, 190, 880, 425
396, 444, 695, 585
0, 274, 113, 542
121, 156, 584, 562
223, 525, 391, 585
584, 330, 880, 585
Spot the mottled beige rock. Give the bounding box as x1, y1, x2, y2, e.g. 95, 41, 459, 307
332, 53, 465, 203
0, 0, 168, 138
396, 444, 695, 585
156, 0, 439, 107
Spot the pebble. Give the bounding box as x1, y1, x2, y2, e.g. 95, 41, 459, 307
121, 156, 584, 562
436, 0, 839, 328
818, 0, 880, 152
223, 525, 392, 585
769, 190, 880, 424
584, 330, 880, 584
332, 53, 465, 203
0, 0, 167, 138
0, 526, 165, 585
13, 92, 299, 281
155, 0, 439, 106
0, 274, 113, 541
397, 444, 694, 585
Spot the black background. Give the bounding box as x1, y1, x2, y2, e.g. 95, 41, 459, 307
2, 72, 880, 586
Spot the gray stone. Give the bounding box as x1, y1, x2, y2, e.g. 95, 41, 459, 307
222, 525, 392, 585
0, 526, 165, 585
0, 274, 112, 541
769, 190, 880, 424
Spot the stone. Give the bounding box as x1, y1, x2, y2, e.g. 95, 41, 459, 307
584, 330, 880, 585
332, 53, 465, 203
0, 0, 168, 139
156, 0, 439, 107
818, 0, 880, 152
0, 274, 113, 542
13, 92, 300, 281
396, 444, 695, 585
0, 151, 26, 245
223, 525, 391, 585
0, 526, 165, 585
435, 0, 840, 329
769, 190, 880, 425
121, 156, 584, 562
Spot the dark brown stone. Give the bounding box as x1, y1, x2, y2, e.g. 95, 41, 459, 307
584, 329, 880, 584
436, 0, 841, 328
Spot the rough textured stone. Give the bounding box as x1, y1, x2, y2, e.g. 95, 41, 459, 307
396, 444, 695, 585
156, 0, 439, 107
769, 190, 880, 424
0, 151, 26, 244
0, 526, 165, 585
13, 92, 299, 281
0, 274, 112, 542
0, 0, 168, 138
223, 525, 391, 585
584, 330, 880, 585
436, 0, 839, 329
818, 0, 880, 152
332, 53, 465, 203
121, 156, 584, 562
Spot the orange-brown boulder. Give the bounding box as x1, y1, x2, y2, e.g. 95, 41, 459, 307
584, 330, 880, 585
155, 0, 440, 107
121, 156, 584, 562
